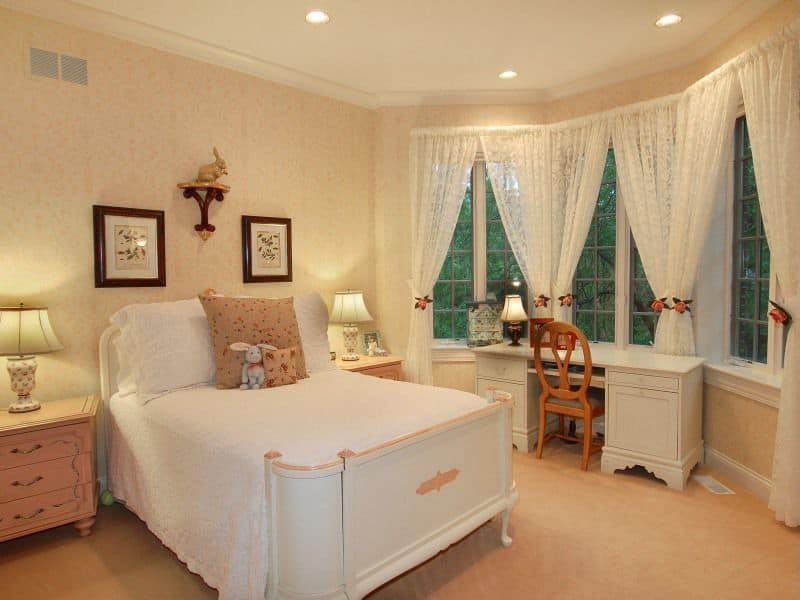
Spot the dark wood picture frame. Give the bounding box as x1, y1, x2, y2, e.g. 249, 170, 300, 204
242, 215, 293, 283
93, 205, 166, 288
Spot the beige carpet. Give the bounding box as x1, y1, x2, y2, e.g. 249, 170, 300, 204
1, 444, 798, 600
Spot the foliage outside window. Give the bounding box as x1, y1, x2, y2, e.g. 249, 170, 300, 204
731, 116, 770, 364
434, 164, 526, 340
433, 177, 474, 340
574, 150, 617, 342
630, 238, 658, 345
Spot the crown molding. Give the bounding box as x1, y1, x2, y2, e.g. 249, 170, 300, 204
1, 0, 782, 109
0, 0, 378, 109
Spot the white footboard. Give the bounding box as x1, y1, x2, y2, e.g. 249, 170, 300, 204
264, 394, 517, 600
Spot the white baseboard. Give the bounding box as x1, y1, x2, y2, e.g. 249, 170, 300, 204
704, 446, 772, 502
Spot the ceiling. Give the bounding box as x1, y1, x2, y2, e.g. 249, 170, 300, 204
5, 0, 781, 107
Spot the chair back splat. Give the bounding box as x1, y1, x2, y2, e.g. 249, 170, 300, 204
533, 321, 603, 471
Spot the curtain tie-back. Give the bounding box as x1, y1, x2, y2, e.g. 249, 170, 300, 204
414, 295, 434, 310
671, 298, 692, 314
769, 299, 793, 326
558, 294, 575, 307
534, 294, 550, 309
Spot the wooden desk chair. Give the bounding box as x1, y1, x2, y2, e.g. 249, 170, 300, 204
533, 321, 604, 471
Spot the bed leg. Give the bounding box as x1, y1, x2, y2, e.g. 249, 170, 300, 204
500, 507, 513, 547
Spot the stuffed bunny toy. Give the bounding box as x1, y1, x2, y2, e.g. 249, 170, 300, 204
196, 147, 228, 184
229, 342, 277, 389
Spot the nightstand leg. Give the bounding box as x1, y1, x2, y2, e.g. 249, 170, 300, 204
74, 517, 96, 537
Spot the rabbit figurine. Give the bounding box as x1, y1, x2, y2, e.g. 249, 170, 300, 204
196, 147, 228, 184
229, 342, 277, 389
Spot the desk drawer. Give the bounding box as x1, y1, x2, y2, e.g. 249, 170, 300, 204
476, 356, 526, 383
0, 453, 93, 503
476, 378, 525, 432
0, 424, 91, 470
607, 370, 678, 392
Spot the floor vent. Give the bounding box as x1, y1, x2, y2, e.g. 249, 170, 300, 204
693, 474, 735, 495
29, 47, 88, 85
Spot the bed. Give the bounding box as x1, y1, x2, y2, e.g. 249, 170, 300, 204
99, 296, 518, 600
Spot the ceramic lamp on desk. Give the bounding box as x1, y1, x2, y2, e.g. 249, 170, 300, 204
330, 290, 373, 361
500, 294, 528, 347
0, 304, 63, 413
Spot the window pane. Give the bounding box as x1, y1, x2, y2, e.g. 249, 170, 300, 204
452, 222, 472, 251
487, 252, 505, 280
487, 221, 506, 251
434, 311, 452, 339
596, 313, 615, 343
597, 249, 615, 280
453, 253, 472, 281
631, 314, 657, 346
576, 249, 595, 279
742, 158, 756, 197
433, 170, 474, 339
630, 237, 657, 346
731, 117, 770, 363
454, 311, 468, 339
757, 324, 769, 364
485, 168, 527, 335
574, 149, 616, 343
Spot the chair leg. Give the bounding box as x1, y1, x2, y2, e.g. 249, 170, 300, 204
581, 413, 592, 471
558, 414, 565, 436
536, 396, 546, 459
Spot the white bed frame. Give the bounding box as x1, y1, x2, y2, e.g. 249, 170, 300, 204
100, 326, 518, 600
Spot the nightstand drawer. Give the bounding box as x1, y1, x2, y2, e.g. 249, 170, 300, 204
0, 424, 91, 470
363, 364, 401, 380
0, 453, 93, 503
476, 356, 526, 383
0, 482, 94, 536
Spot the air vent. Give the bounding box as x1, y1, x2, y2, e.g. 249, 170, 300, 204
60, 54, 88, 85
29, 47, 59, 79
29, 47, 88, 86
693, 474, 735, 494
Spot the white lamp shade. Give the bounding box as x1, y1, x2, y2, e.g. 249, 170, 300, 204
500, 295, 528, 322
330, 291, 373, 324
0, 306, 64, 356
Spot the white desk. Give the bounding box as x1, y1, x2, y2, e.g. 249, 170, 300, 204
472, 343, 705, 490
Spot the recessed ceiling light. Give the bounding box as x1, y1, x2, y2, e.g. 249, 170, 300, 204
305, 10, 330, 25
655, 13, 682, 28
498, 70, 518, 80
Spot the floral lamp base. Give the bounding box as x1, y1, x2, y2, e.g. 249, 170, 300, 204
7, 356, 41, 413
341, 324, 360, 361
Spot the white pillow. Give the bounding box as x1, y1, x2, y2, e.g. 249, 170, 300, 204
110, 298, 216, 404
293, 293, 335, 373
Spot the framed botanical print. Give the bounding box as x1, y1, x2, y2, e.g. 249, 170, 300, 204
242, 216, 292, 283
93, 205, 166, 287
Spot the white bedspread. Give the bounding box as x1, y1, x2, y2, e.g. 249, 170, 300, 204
108, 369, 487, 600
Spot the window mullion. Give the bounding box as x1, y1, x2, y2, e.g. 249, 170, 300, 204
617, 186, 629, 349
474, 160, 487, 301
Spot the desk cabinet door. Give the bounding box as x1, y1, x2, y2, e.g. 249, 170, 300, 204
607, 385, 678, 460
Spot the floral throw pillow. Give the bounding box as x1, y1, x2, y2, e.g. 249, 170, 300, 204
263, 347, 298, 388
199, 294, 308, 389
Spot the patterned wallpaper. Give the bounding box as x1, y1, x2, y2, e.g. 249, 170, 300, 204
0, 7, 376, 407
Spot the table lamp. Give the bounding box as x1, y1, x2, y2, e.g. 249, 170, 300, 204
500, 294, 528, 347
0, 304, 64, 413
330, 290, 373, 361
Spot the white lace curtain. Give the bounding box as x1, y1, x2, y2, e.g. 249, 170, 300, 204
612, 102, 677, 323
737, 28, 800, 527
406, 132, 477, 384
480, 129, 548, 299
480, 120, 609, 320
